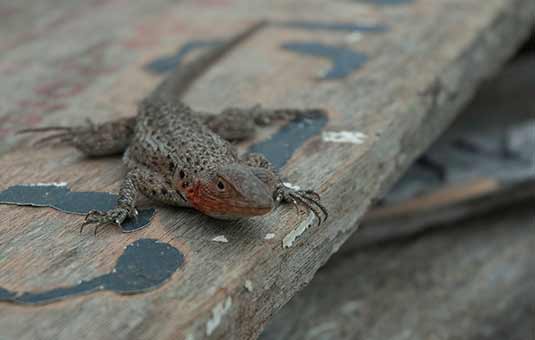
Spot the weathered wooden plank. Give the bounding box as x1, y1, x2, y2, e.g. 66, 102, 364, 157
0, 1, 533, 340
0, 0, 188, 54
352, 56, 535, 247
0, 0, 210, 151
261, 204, 535, 340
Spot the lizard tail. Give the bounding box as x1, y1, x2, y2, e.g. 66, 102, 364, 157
151, 20, 268, 101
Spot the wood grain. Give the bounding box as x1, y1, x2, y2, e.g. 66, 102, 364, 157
350, 57, 535, 247
261, 204, 535, 340
0, 0, 533, 339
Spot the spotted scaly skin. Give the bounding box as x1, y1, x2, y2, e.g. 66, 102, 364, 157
19, 22, 328, 233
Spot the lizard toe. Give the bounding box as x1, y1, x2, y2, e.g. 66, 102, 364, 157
275, 185, 328, 225
80, 207, 131, 235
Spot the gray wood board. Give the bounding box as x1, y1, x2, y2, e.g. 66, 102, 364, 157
261, 204, 535, 340
0, 0, 533, 339
351, 56, 535, 247
382, 57, 535, 205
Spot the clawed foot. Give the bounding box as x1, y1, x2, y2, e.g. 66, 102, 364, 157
80, 207, 137, 235
275, 184, 328, 225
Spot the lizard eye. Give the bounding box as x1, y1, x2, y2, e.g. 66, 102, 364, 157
217, 181, 225, 191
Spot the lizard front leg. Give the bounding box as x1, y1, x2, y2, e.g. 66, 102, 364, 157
199, 106, 325, 142
18, 117, 136, 157
243, 153, 328, 224
81, 168, 142, 234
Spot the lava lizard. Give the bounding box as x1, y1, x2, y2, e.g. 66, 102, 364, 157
20, 21, 328, 233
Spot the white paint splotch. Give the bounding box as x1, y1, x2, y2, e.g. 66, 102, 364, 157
212, 235, 229, 243
206, 297, 232, 335
244, 280, 254, 292
282, 212, 316, 248
345, 31, 363, 43
283, 182, 301, 191
264, 233, 275, 240
321, 131, 367, 144
25, 182, 68, 187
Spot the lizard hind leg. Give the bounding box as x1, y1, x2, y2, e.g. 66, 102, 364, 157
18, 117, 136, 157
200, 105, 326, 142
18, 126, 76, 146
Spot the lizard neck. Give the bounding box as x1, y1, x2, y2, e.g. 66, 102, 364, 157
185, 181, 203, 211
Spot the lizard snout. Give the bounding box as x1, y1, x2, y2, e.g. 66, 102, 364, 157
188, 166, 274, 219
219, 166, 274, 215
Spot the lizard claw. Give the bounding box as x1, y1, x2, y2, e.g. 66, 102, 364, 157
275, 184, 328, 225
132, 208, 139, 221
79, 207, 130, 235
17, 126, 75, 147
17, 120, 95, 148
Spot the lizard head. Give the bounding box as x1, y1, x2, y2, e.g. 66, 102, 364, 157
186, 165, 274, 219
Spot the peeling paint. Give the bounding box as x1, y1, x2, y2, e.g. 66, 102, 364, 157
24, 182, 68, 187
206, 297, 232, 336
244, 280, 254, 292
0, 239, 184, 305
283, 182, 301, 191
212, 235, 228, 243
345, 31, 363, 43
264, 233, 275, 240
282, 213, 316, 248
322, 131, 368, 144
248, 110, 328, 169
0, 183, 156, 232
282, 41, 369, 80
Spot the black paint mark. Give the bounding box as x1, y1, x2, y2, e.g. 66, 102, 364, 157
248, 111, 328, 169
355, 0, 414, 5
0, 239, 183, 305
0, 184, 156, 232
145, 40, 223, 74
282, 42, 368, 80
0, 288, 16, 301
280, 20, 388, 33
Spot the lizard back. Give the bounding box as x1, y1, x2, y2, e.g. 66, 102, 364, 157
124, 98, 239, 178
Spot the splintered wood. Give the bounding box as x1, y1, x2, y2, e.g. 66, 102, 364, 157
0, 0, 533, 339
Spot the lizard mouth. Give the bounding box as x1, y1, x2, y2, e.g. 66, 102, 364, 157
192, 199, 273, 219
187, 184, 273, 219
205, 205, 273, 220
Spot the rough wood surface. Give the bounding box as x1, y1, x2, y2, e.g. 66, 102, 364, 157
0, 1, 534, 339
261, 204, 535, 340
353, 57, 535, 247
